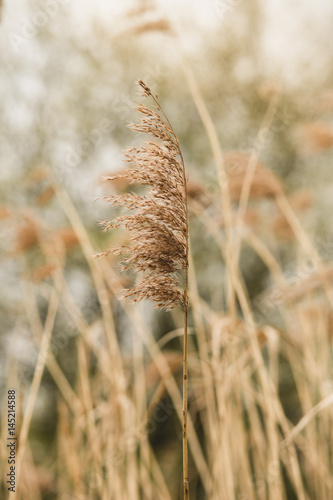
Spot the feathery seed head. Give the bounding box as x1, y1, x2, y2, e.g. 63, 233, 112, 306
97, 81, 189, 311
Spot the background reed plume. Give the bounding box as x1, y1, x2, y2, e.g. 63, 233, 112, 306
97, 80, 190, 498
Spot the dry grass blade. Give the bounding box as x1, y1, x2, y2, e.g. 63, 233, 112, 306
113, 19, 172, 41
296, 121, 333, 152
224, 151, 283, 200
8, 274, 62, 500
14, 219, 40, 254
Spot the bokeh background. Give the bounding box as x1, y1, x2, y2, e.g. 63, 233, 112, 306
1, 1, 333, 499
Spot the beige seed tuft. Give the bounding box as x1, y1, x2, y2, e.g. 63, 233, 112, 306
97, 81, 188, 311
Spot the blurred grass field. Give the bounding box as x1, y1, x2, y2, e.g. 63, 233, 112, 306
1, 1, 333, 499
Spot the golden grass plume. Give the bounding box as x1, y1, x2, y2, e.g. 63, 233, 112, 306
96, 80, 188, 311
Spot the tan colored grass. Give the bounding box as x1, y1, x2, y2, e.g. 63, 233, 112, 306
296, 121, 333, 152
272, 190, 312, 240
186, 178, 211, 208
113, 19, 171, 41
36, 185, 55, 206
3, 22, 333, 500
14, 219, 40, 253
0, 205, 11, 219
5, 158, 333, 499
57, 226, 79, 251
224, 151, 283, 200
258, 81, 280, 101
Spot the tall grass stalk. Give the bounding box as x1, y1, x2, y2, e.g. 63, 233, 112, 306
97, 80, 190, 499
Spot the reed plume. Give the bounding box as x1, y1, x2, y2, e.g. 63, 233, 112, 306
296, 121, 333, 152
97, 80, 190, 498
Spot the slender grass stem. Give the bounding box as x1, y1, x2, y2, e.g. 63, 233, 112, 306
183, 296, 189, 500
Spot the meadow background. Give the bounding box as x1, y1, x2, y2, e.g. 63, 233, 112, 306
1, 0, 333, 498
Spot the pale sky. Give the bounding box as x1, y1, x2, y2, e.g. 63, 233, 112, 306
71, 0, 333, 87
2, 0, 333, 87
